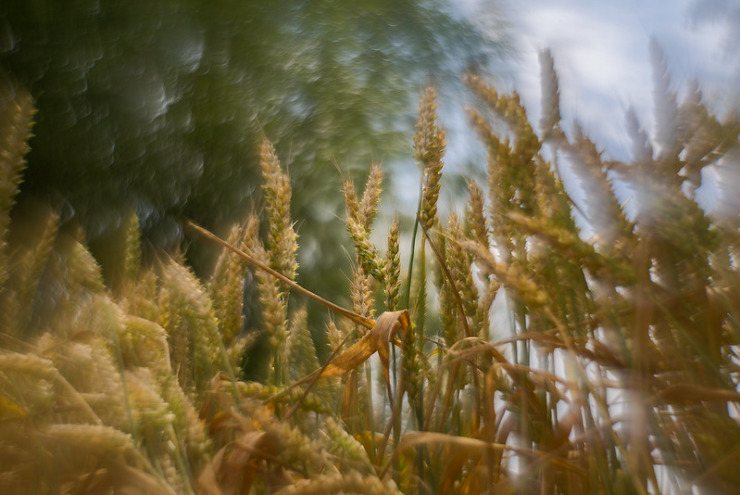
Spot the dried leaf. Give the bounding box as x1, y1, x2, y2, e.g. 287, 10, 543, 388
381, 431, 507, 480
198, 430, 280, 495
271, 310, 410, 412
309, 310, 409, 381
656, 384, 740, 404
398, 431, 506, 454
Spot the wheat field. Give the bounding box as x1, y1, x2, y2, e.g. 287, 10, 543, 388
1, 50, 739, 494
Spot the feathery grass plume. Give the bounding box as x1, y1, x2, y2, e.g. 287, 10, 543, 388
260, 408, 334, 473
119, 315, 171, 372
36, 424, 178, 495
344, 169, 383, 440
243, 212, 292, 384
260, 140, 300, 384
257, 266, 287, 365
324, 416, 375, 474
0, 347, 118, 488
122, 212, 142, 285
445, 214, 482, 335
414, 86, 446, 230
565, 124, 635, 252
0, 351, 58, 428
342, 175, 360, 224
124, 366, 176, 433
384, 217, 401, 311
123, 327, 209, 484
350, 265, 376, 336
623, 107, 655, 173
25, 233, 106, 342
0, 361, 54, 490
406, 87, 447, 461
277, 470, 402, 495
225, 333, 255, 375
465, 180, 489, 249
1, 206, 58, 338
434, 231, 458, 346
677, 82, 740, 194
0, 208, 209, 492
41, 422, 134, 455
210, 222, 248, 345
530, 151, 574, 230
359, 164, 383, 226
345, 166, 386, 283
158, 258, 223, 395
61, 234, 107, 297
124, 366, 206, 492
155, 286, 189, 379
650, 39, 682, 165
402, 274, 425, 426
538, 49, 563, 142
47, 324, 128, 430
506, 211, 636, 287
465, 74, 541, 169
643, 179, 716, 285
124, 268, 160, 321
623, 101, 719, 286
159, 371, 210, 473
466, 75, 541, 237
465, 241, 547, 310
325, 318, 346, 354
286, 305, 321, 382
463, 180, 499, 342
347, 216, 385, 283
119, 288, 208, 482
0, 349, 58, 381
260, 137, 299, 280
116, 214, 160, 320
0, 80, 35, 292
465, 107, 516, 258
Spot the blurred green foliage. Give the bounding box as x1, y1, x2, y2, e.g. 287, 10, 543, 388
0, 0, 505, 307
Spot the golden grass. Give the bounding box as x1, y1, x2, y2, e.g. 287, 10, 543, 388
2, 50, 740, 494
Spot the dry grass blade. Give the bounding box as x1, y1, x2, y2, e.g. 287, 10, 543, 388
272, 310, 407, 426
185, 220, 374, 330
655, 384, 740, 404
286, 310, 409, 393
381, 431, 507, 480
198, 430, 281, 495
386, 431, 587, 481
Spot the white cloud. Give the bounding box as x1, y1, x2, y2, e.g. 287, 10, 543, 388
505, 0, 735, 159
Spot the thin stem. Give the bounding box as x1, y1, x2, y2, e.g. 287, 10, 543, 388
185, 220, 374, 330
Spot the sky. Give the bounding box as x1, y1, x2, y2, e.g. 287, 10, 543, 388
507, 0, 737, 161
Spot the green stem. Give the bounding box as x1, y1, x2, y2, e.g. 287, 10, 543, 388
403, 180, 424, 310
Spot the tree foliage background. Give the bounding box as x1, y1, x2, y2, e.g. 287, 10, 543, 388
0, 0, 506, 304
